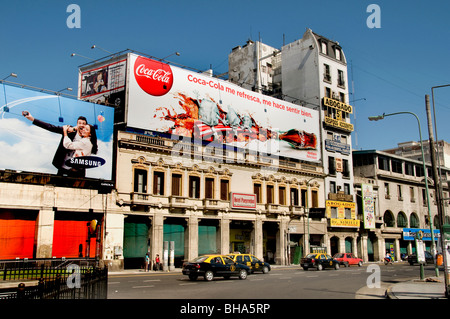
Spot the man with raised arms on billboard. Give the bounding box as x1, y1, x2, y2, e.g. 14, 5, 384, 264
22, 110, 89, 177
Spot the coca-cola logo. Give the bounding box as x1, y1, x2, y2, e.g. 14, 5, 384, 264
134, 56, 174, 96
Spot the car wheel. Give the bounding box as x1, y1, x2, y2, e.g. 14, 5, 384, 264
316, 264, 323, 271
238, 269, 248, 280
204, 270, 214, 281
302, 267, 308, 271
262, 266, 269, 274
188, 274, 198, 281
344, 262, 349, 267
334, 263, 340, 270
358, 261, 363, 267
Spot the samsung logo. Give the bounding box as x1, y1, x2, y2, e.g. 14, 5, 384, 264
66, 156, 106, 169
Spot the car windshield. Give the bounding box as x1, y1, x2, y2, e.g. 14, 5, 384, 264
334, 253, 344, 258
305, 254, 317, 259
223, 256, 235, 264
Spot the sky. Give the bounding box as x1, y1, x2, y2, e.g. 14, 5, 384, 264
1, 0, 450, 152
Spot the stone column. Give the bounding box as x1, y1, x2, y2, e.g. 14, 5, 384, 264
151, 211, 164, 262
35, 208, 55, 258
219, 216, 230, 255
185, 215, 198, 261
253, 217, 263, 260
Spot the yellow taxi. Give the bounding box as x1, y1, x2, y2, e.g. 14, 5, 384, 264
227, 253, 271, 274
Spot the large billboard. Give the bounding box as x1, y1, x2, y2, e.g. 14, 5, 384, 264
126, 53, 321, 163
0, 84, 114, 182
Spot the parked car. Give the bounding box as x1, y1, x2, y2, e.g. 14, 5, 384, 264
300, 253, 340, 271
407, 251, 434, 265
333, 253, 363, 267
182, 254, 250, 281
227, 253, 271, 274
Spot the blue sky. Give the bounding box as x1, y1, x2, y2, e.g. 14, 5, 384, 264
1, 0, 449, 152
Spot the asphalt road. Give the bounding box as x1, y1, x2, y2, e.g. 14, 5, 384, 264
108, 263, 437, 300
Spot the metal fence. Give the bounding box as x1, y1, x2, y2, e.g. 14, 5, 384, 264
0, 258, 107, 299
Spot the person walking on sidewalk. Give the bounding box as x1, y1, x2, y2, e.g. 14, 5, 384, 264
154, 254, 161, 271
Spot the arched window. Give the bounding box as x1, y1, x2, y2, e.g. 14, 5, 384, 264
397, 212, 407, 228
410, 213, 420, 228
384, 211, 395, 227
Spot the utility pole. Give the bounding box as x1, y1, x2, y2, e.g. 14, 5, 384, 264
425, 95, 449, 291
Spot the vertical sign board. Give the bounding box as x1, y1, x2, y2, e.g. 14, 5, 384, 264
362, 184, 375, 229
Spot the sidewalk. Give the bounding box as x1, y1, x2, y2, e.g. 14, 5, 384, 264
386, 275, 448, 299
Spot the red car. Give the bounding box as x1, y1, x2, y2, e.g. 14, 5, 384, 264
333, 253, 363, 267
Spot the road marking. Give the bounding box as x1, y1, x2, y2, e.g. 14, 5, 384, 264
249, 278, 264, 281
215, 281, 234, 283
179, 283, 197, 286
143, 279, 161, 282
132, 285, 155, 289
306, 275, 318, 278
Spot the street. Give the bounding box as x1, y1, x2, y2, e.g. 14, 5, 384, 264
108, 263, 437, 300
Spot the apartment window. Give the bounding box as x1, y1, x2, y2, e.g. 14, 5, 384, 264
323, 64, 331, 82
279, 186, 286, 205
290, 188, 299, 206
321, 41, 328, 54
330, 181, 336, 194
335, 47, 341, 61
392, 160, 403, 174
397, 185, 403, 200
405, 163, 414, 176
339, 92, 346, 103
254, 183, 262, 203
344, 183, 350, 195
153, 171, 165, 195
220, 179, 229, 200
422, 189, 427, 206
325, 87, 331, 98
378, 156, 390, 171
205, 177, 214, 199
416, 165, 424, 177
134, 169, 147, 193
410, 187, 415, 202
337, 70, 345, 87
301, 189, 307, 207
384, 183, 390, 199
266, 185, 274, 204
189, 176, 201, 198
171, 173, 182, 196
311, 190, 319, 208
342, 159, 350, 178
328, 156, 336, 175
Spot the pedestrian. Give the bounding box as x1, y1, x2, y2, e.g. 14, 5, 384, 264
155, 254, 161, 271
145, 253, 150, 272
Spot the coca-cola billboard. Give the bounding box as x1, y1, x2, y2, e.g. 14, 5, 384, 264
134, 56, 173, 96
126, 53, 321, 163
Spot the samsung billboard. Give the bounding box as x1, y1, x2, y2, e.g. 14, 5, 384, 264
126, 53, 321, 163
0, 84, 114, 183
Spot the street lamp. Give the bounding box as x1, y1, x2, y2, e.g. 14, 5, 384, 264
160, 52, 180, 61
71, 53, 95, 61
2, 73, 18, 81
369, 111, 439, 277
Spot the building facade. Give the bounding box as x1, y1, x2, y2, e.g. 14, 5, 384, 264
228, 29, 358, 257
353, 150, 450, 261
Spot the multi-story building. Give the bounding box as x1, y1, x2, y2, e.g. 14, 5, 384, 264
353, 149, 450, 261
383, 140, 450, 169
228, 29, 357, 257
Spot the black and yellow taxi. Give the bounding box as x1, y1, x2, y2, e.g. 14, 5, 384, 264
300, 253, 340, 271
227, 253, 271, 274
182, 254, 250, 281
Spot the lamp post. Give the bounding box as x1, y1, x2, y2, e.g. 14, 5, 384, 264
369, 111, 439, 277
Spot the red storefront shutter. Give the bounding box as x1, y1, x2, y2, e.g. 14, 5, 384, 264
52, 219, 97, 258
0, 211, 37, 259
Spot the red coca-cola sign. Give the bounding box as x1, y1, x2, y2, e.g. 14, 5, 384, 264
134, 56, 173, 96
